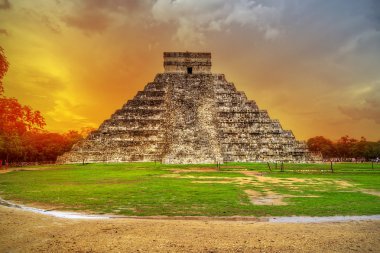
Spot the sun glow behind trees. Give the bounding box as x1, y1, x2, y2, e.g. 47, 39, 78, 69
0, 47, 93, 163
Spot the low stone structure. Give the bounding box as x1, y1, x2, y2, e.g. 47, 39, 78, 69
58, 52, 319, 164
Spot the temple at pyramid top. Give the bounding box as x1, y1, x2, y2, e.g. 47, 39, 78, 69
57, 51, 321, 164
164, 52, 211, 74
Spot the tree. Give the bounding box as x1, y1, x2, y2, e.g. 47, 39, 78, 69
21, 130, 82, 162
0, 46, 9, 95
64, 130, 84, 144
336, 135, 358, 159
362, 141, 380, 160
0, 97, 45, 135
0, 99, 46, 161
307, 136, 336, 158
0, 47, 46, 162
351, 137, 367, 158
79, 127, 96, 138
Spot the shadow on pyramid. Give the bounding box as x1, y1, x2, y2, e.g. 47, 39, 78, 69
58, 52, 320, 164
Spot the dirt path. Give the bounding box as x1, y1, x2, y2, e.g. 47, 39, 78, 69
1, 206, 379, 252
0, 166, 58, 174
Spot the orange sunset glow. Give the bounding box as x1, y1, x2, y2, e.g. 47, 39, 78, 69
1, 0, 379, 141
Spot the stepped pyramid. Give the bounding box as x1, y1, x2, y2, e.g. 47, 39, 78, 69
58, 52, 318, 164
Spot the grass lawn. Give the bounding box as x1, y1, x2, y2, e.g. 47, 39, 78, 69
0, 162, 379, 216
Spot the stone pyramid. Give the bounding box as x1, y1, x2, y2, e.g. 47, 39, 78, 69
58, 52, 318, 164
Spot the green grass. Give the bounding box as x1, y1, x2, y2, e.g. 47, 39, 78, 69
0, 162, 379, 216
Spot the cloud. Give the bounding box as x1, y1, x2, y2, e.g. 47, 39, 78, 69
62, 10, 112, 34
368, 0, 380, 30
338, 30, 379, 55
61, 0, 153, 33
0, 0, 10, 10
20, 8, 62, 33
0, 28, 8, 35
339, 83, 380, 123
264, 27, 279, 40
75, 0, 147, 12
151, 0, 281, 45
45, 95, 96, 132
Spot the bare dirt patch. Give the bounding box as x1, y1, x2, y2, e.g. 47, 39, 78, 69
241, 173, 354, 189
245, 189, 289, 205
244, 190, 320, 206
335, 180, 354, 188
255, 176, 306, 184
0, 166, 60, 174
360, 189, 380, 197
1, 205, 379, 252
219, 166, 246, 169
161, 174, 226, 180
239, 170, 266, 176
171, 168, 218, 173
191, 180, 231, 184
234, 177, 258, 185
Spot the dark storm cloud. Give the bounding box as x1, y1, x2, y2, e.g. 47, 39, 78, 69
62, 0, 153, 33
76, 0, 148, 12
0, 0, 10, 10
0, 28, 8, 35
368, 0, 380, 30
21, 8, 61, 34
339, 105, 380, 124
62, 11, 112, 33
339, 84, 380, 124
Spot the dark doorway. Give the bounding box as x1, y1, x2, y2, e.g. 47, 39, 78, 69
187, 67, 193, 74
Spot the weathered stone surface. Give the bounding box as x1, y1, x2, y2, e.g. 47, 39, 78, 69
57, 52, 319, 164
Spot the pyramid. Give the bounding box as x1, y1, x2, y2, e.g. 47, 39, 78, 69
58, 52, 319, 164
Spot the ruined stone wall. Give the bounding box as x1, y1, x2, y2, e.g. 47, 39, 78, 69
57, 52, 318, 164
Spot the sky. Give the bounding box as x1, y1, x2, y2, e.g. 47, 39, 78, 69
0, 0, 379, 141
